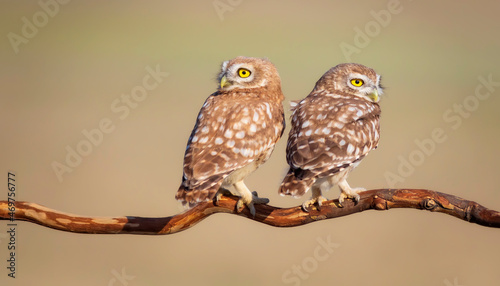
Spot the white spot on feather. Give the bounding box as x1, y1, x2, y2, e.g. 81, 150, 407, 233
235, 131, 245, 139
253, 112, 259, 122
347, 144, 355, 154
265, 103, 272, 119
240, 148, 253, 157
250, 124, 257, 133
224, 129, 233, 138
334, 122, 344, 129
316, 114, 327, 120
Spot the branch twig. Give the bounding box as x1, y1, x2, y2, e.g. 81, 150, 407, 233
1, 189, 499, 234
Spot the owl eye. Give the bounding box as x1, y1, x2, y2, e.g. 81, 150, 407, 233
350, 78, 364, 87
238, 68, 251, 78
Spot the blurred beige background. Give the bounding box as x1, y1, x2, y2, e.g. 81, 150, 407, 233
1, 1, 500, 285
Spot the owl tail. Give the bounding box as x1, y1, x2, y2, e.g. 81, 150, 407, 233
279, 168, 315, 198
176, 178, 222, 208
175, 186, 196, 208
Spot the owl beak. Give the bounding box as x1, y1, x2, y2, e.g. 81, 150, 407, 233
220, 75, 231, 89
368, 89, 379, 102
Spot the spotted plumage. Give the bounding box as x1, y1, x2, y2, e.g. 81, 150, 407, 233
279, 63, 383, 209
176, 56, 285, 216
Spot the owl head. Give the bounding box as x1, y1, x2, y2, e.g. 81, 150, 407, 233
217, 56, 282, 95
313, 63, 383, 103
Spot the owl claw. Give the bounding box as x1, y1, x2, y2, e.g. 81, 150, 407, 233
213, 188, 232, 206
301, 196, 328, 212
236, 200, 255, 216
235, 193, 269, 217
338, 187, 364, 207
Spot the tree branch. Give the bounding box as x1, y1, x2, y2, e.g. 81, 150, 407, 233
1, 189, 499, 234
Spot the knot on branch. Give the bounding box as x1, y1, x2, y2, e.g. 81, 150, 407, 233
372, 195, 388, 210
422, 198, 438, 210
464, 205, 473, 222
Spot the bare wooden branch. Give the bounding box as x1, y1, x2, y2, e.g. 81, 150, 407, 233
1, 189, 499, 234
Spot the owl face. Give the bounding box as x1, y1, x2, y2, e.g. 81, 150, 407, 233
217, 56, 280, 92
314, 63, 383, 103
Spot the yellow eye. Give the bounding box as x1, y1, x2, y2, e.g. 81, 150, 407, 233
238, 68, 251, 78
350, 78, 364, 87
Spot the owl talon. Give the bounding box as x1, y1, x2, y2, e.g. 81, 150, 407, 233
353, 193, 361, 203
235, 194, 269, 217
235, 199, 247, 212
236, 199, 257, 217
301, 196, 328, 212
338, 193, 346, 207
338, 187, 364, 206
253, 196, 270, 205
213, 188, 232, 206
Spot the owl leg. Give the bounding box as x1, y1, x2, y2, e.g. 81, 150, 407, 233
233, 180, 269, 217
301, 186, 328, 212
213, 188, 233, 206
338, 180, 364, 207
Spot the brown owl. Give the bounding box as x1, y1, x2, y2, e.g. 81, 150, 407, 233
279, 63, 382, 210
176, 56, 285, 216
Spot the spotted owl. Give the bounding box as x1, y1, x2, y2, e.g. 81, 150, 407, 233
279, 63, 382, 210
176, 56, 285, 216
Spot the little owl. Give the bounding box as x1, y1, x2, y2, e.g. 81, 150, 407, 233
279, 63, 383, 210
176, 56, 285, 216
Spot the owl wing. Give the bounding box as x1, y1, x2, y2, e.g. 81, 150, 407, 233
286, 94, 380, 178
177, 92, 284, 206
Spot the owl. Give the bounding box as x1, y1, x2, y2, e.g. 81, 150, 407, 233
279, 63, 383, 210
175, 56, 285, 216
